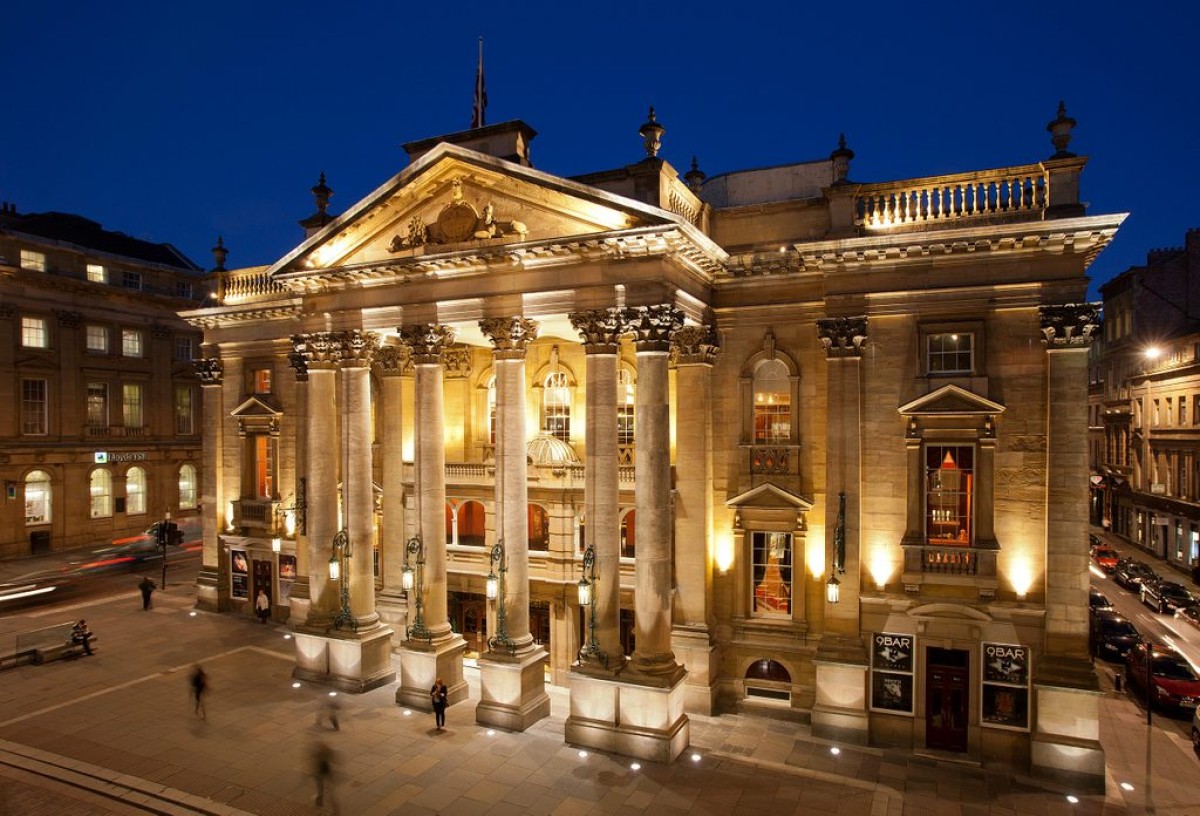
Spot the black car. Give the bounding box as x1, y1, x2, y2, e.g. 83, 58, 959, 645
1089, 587, 1113, 613
1176, 604, 1200, 631
1142, 579, 1194, 614
1115, 559, 1157, 591
1090, 610, 1141, 661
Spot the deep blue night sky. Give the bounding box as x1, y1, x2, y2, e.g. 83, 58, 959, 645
2, 2, 1195, 298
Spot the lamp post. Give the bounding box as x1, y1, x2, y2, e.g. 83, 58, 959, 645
1142, 347, 1161, 554
402, 536, 431, 642
328, 529, 355, 631
576, 542, 607, 667
486, 539, 516, 655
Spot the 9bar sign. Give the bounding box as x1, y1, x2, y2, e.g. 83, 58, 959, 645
870, 632, 915, 715
983, 643, 1028, 685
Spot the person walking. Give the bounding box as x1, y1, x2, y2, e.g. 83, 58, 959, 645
255, 588, 271, 624
318, 696, 340, 731
190, 665, 208, 719
138, 576, 156, 610
430, 677, 448, 729
309, 738, 337, 811
71, 619, 94, 656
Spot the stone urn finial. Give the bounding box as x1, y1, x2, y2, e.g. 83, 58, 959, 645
311, 172, 332, 216
1046, 101, 1077, 159
684, 156, 706, 193
211, 236, 228, 272
639, 106, 665, 159
830, 133, 855, 185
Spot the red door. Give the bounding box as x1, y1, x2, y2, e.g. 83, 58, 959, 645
926, 661, 969, 752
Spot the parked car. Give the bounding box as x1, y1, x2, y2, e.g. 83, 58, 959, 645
1089, 533, 1102, 549
1177, 604, 1200, 631
1114, 559, 1157, 591
1089, 610, 1141, 661
1193, 707, 1200, 753
1091, 547, 1120, 573
1089, 586, 1113, 613
1125, 642, 1200, 711
1141, 578, 1194, 614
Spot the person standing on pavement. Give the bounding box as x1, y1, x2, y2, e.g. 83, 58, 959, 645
430, 677, 448, 729
190, 665, 208, 719
71, 619, 94, 656
255, 588, 271, 624
139, 576, 156, 610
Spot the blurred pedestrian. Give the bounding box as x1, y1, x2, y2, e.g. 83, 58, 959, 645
430, 677, 448, 729
71, 619, 94, 656
255, 588, 271, 624
139, 576, 156, 610
309, 738, 337, 810
190, 665, 208, 719
318, 695, 340, 731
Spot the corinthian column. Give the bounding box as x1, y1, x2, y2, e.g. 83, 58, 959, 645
194, 357, 226, 613
338, 330, 380, 627
374, 344, 410, 642
568, 308, 625, 668
395, 324, 467, 710
625, 305, 684, 679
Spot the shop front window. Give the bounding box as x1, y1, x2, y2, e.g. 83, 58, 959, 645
90, 469, 113, 518
25, 470, 51, 524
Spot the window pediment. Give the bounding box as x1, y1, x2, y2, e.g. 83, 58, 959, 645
726, 483, 813, 512
898, 384, 1005, 418
231, 395, 283, 435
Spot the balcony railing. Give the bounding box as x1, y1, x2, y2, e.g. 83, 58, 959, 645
86, 425, 148, 438
902, 543, 997, 578
749, 445, 798, 476
235, 499, 280, 531
855, 164, 1047, 229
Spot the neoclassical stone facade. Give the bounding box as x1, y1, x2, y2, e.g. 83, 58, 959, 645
184, 109, 1124, 784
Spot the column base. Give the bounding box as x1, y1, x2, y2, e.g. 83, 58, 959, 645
194, 565, 228, 613
671, 625, 719, 715
291, 624, 396, 693
565, 665, 690, 763
811, 637, 869, 745
396, 635, 468, 711
475, 647, 550, 732
1030, 655, 1105, 794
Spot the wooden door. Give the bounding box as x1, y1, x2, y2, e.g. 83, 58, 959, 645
926, 658, 969, 752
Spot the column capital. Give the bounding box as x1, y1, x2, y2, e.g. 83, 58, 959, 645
193, 357, 223, 385
292, 331, 344, 371
671, 324, 720, 365
480, 316, 539, 360
398, 324, 457, 364
569, 309, 623, 354
623, 305, 683, 352
336, 329, 378, 367
373, 344, 411, 377
817, 315, 868, 358
1040, 303, 1099, 349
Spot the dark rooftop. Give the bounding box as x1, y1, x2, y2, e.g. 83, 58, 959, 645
0, 208, 201, 272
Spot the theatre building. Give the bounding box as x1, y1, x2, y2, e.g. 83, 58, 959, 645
0, 206, 206, 558
184, 105, 1123, 788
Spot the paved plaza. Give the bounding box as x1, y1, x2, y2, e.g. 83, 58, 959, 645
0, 554, 1197, 815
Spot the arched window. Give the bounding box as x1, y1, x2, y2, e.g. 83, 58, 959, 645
753, 359, 791, 444
745, 658, 791, 683
126, 466, 147, 515
25, 470, 51, 525
90, 469, 113, 518
617, 368, 635, 461
620, 510, 636, 559
457, 501, 486, 547
542, 371, 571, 442
179, 464, 198, 509
528, 504, 550, 551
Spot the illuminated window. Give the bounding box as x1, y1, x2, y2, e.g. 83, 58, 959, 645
175, 386, 194, 434
617, 368, 636, 447
87, 382, 109, 427
528, 504, 550, 552
752, 531, 792, 618
21, 379, 47, 435
86, 324, 108, 353
20, 250, 45, 272
179, 464, 198, 509
457, 501, 486, 547
254, 435, 275, 498
123, 383, 143, 428
126, 466, 147, 515
90, 469, 113, 518
86, 263, 107, 283
253, 368, 272, 394
752, 359, 790, 444
122, 329, 143, 357
928, 333, 974, 374
25, 470, 51, 525
925, 445, 974, 545
620, 509, 636, 558
543, 371, 571, 442
21, 316, 47, 348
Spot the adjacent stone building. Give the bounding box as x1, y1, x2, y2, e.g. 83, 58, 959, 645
0, 205, 207, 558
184, 105, 1124, 787
1090, 228, 1200, 572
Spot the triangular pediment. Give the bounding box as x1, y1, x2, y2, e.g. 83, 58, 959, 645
898, 384, 1005, 417
230, 395, 283, 418
269, 144, 688, 276
726, 483, 814, 511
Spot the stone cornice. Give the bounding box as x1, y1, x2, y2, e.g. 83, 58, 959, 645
180, 299, 304, 329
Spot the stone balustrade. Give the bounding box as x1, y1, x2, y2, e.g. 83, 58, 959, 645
220, 268, 289, 305
855, 164, 1048, 229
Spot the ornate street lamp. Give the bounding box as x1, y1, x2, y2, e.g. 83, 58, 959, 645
403, 536, 431, 643
486, 539, 516, 655
576, 542, 607, 667
329, 529, 355, 631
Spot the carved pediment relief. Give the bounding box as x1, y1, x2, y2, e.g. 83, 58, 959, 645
388, 178, 527, 251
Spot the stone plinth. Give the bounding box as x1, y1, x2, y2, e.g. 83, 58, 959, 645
1031, 656, 1105, 793
670, 626, 718, 715
565, 668, 690, 763
396, 636, 468, 711
292, 625, 395, 693
475, 647, 550, 731
810, 656, 869, 745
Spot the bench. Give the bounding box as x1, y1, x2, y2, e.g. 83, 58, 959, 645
14, 622, 98, 665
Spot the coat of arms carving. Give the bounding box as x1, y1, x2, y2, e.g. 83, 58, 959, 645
389, 178, 527, 252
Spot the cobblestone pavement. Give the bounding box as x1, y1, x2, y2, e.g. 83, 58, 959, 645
0, 531, 1196, 815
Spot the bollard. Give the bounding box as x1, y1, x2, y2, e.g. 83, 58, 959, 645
1113, 671, 1122, 692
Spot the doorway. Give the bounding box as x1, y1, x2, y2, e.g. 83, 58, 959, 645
925, 647, 969, 752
